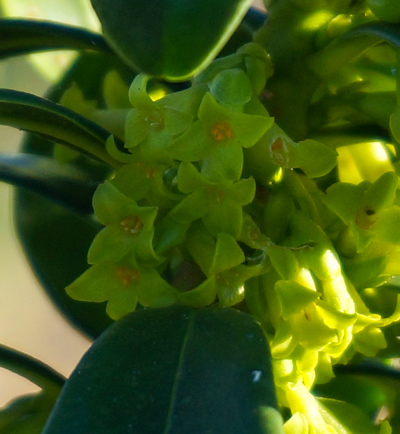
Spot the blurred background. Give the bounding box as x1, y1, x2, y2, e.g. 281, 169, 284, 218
0, 0, 266, 406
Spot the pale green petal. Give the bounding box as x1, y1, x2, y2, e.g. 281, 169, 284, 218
275, 280, 320, 319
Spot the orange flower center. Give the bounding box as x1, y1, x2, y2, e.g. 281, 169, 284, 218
270, 137, 289, 166
115, 267, 140, 286
120, 215, 143, 234
210, 122, 234, 141
355, 207, 377, 230
272, 138, 284, 151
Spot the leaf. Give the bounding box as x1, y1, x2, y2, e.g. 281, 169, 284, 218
315, 361, 400, 418
318, 398, 382, 434
0, 154, 96, 214
0, 19, 110, 61
0, 0, 100, 79
344, 22, 400, 50
90, 0, 254, 80
311, 22, 400, 78
0, 89, 121, 168
0, 344, 64, 391
0, 393, 55, 434
0, 345, 64, 434
0, 0, 98, 29
13, 52, 131, 338
42, 306, 284, 434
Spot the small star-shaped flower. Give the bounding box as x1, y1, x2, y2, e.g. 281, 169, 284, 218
88, 181, 160, 265
165, 162, 256, 239
168, 92, 273, 181
66, 261, 178, 320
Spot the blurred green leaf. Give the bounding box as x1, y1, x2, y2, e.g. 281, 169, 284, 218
42, 306, 284, 434
0, 0, 99, 79
0, 154, 96, 214
90, 0, 254, 80
0, 89, 121, 168
0, 344, 64, 434
345, 22, 400, 50
0, 19, 110, 61
0, 344, 64, 391
311, 22, 400, 79
318, 398, 384, 434
13, 52, 134, 338
316, 361, 400, 420
0, 393, 55, 434
0, 0, 98, 28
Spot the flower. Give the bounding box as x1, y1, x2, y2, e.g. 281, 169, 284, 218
88, 181, 160, 265
66, 261, 178, 320
167, 161, 256, 238
167, 92, 273, 181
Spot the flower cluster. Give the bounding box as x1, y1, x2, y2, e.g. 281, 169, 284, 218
66, 43, 400, 433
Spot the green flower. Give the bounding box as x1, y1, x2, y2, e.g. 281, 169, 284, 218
325, 171, 400, 247
246, 123, 337, 180
325, 171, 400, 287
88, 181, 160, 265
66, 261, 178, 320
124, 74, 200, 165
168, 92, 273, 181
111, 152, 182, 209
167, 161, 256, 238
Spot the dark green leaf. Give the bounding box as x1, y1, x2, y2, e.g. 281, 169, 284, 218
0, 393, 55, 434
345, 21, 400, 49
0, 89, 122, 168
0, 345, 64, 434
218, 8, 267, 57
0, 344, 64, 391
315, 361, 400, 417
14, 189, 113, 338
42, 306, 284, 434
13, 52, 128, 338
0, 18, 111, 61
0, 154, 96, 214
90, 0, 254, 80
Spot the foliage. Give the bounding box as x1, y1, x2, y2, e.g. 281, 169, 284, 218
1, 0, 400, 433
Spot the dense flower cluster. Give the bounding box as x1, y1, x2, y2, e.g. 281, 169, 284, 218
67, 43, 400, 433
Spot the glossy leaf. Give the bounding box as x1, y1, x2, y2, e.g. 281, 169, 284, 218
42, 306, 284, 434
0, 89, 121, 168
0, 19, 110, 61
0, 154, 96, 214
90, 0, 254, 80
0, 344, 65, 391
